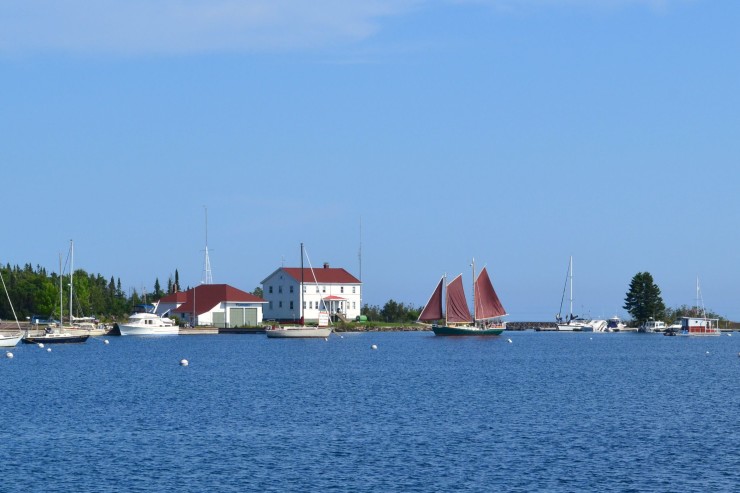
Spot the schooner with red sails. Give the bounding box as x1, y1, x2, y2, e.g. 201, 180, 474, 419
418, 259, 507, 336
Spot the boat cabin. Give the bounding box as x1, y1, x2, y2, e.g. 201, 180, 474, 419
680, 317, 720, 336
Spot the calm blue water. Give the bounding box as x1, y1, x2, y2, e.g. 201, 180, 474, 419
1, 331, 739, 492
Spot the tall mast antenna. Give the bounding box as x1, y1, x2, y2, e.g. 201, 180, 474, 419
202, 206, 213, 284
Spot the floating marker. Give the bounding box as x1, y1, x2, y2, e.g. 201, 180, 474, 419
371, 344, 378, 350
324, 337, 328, 342
47, 348, 52, 352
180, 359, 189, 366
705, 351, 710, 355
728, 333, 732, 337
6, 351, 13, 359
38, 343, 44, 349
104, 340, 110, 345
507, 338, 513, 343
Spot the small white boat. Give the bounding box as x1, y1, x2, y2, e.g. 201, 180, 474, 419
606, 316, 626, 332
639, 320, 667, 333
265, 326, 332, 338
118, 312, 178, 336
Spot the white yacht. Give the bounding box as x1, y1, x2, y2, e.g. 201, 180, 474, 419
581, 320, 608, 332
118, 312, 178, 336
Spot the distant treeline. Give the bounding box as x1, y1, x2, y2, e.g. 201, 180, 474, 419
0, 263, 426, 324
361, 300, 423, 323
0, 263, 180, 322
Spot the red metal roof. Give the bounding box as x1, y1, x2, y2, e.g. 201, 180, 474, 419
322, 295, 346, 300
281, 267, 360, 284
159, 291, 189, 303
173, 284, 266, 316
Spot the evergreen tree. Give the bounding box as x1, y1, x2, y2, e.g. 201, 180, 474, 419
175, 269, 180, 292
154, 278, 162, 299
623, 272, 666, 325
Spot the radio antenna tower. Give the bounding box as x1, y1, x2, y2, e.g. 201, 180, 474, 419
202, 206, 213, 284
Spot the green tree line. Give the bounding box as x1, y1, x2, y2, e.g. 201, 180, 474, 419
0, 263, 182, 322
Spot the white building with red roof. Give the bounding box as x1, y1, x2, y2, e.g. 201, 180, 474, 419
157, 284, 267, 328
261, 263, 362, 323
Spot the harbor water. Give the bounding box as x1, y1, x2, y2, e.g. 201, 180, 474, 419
1, 331, 739, 492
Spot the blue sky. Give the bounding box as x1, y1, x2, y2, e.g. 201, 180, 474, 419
2, 0, 738, 321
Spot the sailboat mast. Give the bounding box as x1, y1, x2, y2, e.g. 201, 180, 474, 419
69, 240, 74, 326
569, 255, 573, 321
471, 257, 476, 323
444, 273, 448, 326
58, 253, 63, 326
300, 243, 304, 323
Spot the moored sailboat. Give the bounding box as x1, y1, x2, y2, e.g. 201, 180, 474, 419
555, 256, 589, 331
23, 242, 89, 344
418, 260, 507, 336
0, 266, 23, 347
265, 243, 333, 339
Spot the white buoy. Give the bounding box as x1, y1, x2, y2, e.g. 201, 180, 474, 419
324, 337, 328, 341
705, 351, 710, 355
104, 340, 110, 345
6, 351, 13, 359
728, 333, 732, 337
371, 344, 378, 350
38, 343, 44, 349
507, 338, 513, 343
47, 348, 52, 352
180, 359, 189, 366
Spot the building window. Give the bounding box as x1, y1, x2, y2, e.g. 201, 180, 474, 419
316, 286, 319, 293
290, 301, 294, 310
269, 286, 273, 294
303, 285, 306, 293
303, 301, 306, 309
279, 301, 283, 308
269, 301, 273, 309
279, 286, 283, 293
352, 302, 356, 309
290, 286, 294, 293
352, 287, 356, 294
340, 286, 344, 293
322, 286, 326, 293
309, 301, 313, 309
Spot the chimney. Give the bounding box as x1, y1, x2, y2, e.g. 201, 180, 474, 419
323, 262, 330, 269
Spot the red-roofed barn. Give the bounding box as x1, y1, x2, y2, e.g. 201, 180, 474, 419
157, 284, 267, 328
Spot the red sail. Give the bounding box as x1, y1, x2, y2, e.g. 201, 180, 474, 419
474, 267, 506, 319
446, 275, 472, 323
418, 277, 444, 322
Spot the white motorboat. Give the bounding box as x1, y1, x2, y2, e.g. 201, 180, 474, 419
118, 312, 178, 336
581, 320, 608, 332
606, 316, 626, 331
638, 320, 667, 333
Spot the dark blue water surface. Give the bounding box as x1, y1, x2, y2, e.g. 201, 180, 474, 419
2, 331, 739, 492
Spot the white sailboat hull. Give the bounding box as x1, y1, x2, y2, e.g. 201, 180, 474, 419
557, 322, 588, 331
0, 333, 23, 347
265, 326, 332, 338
